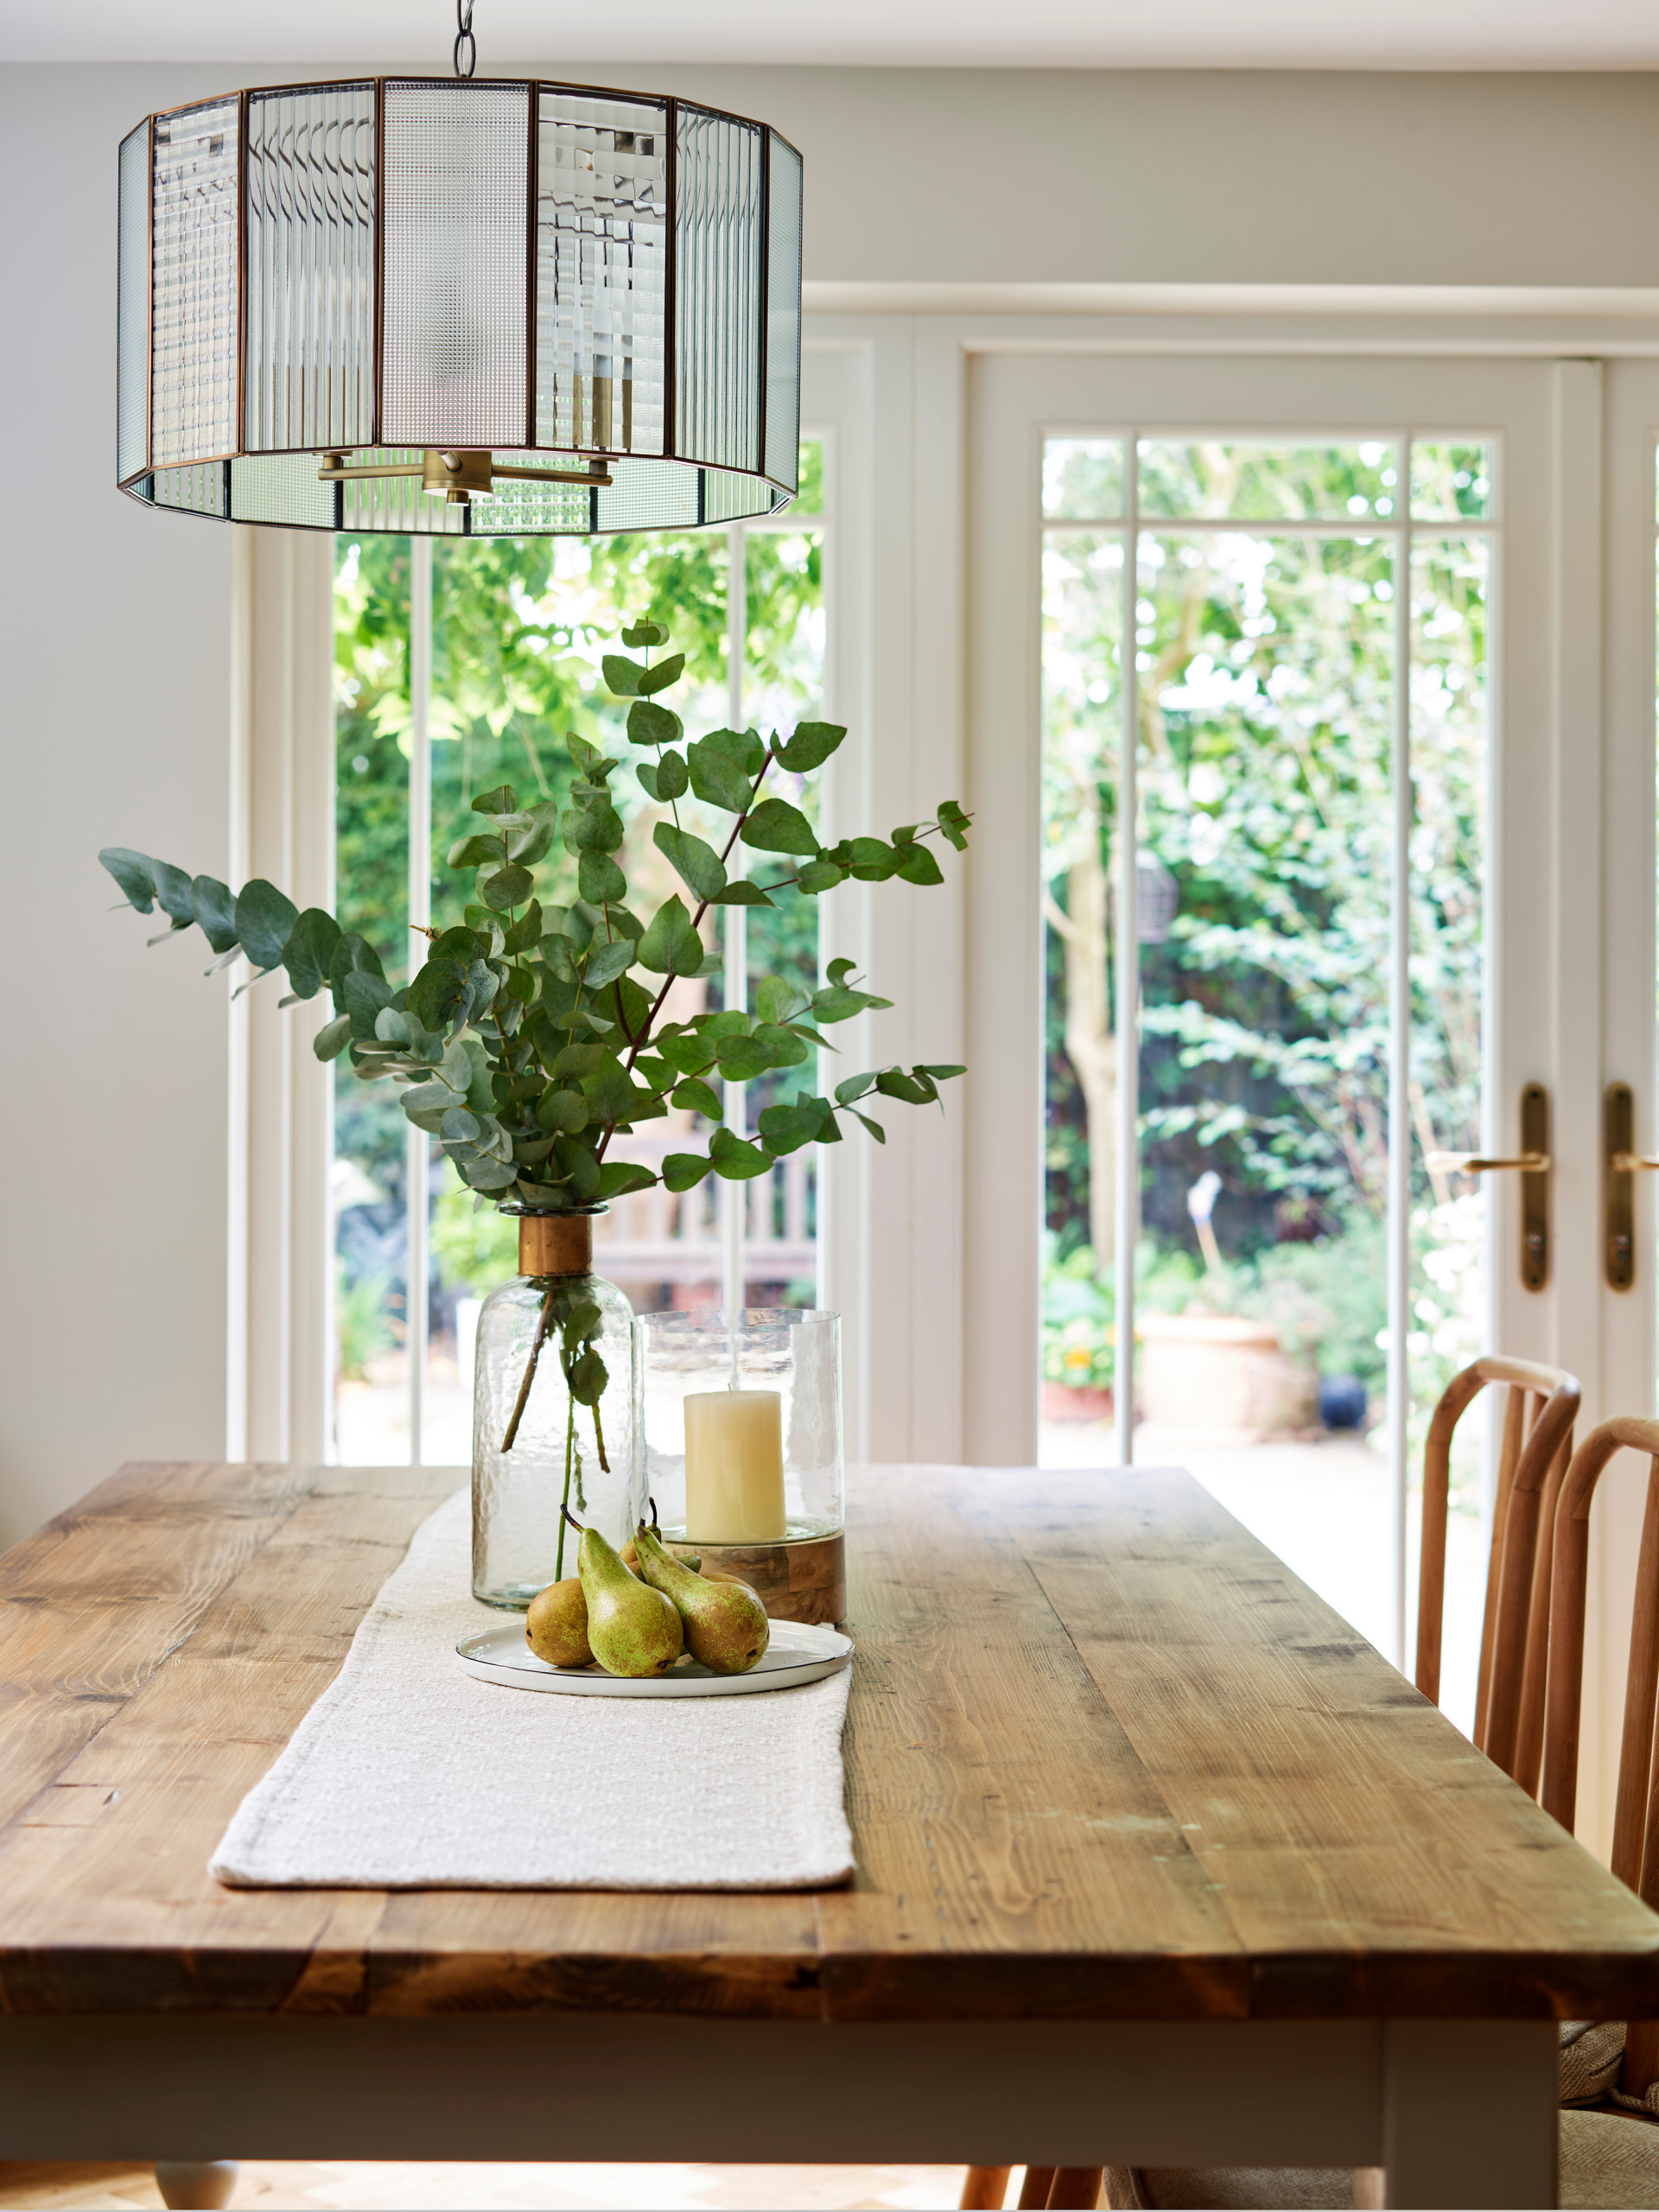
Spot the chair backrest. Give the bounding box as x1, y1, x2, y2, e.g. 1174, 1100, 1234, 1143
1416, 1355, 1580, 1788
1540, 1415, 1659, 2097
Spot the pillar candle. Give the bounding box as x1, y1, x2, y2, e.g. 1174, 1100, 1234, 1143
683, 1389, 786, 1542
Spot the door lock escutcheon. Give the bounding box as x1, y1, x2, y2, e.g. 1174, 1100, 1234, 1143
1426, 1083, 1550, 1292
1604, 1081, 1659, 1291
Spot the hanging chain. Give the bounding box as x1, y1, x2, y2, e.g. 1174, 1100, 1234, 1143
454, 0, 477, 78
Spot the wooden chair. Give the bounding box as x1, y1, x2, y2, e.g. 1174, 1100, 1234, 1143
959, 1357, 1580, 2212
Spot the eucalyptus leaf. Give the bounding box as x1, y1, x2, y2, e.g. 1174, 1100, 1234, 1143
312, 1014, 352, 1062
709, 1128, 772, 1179
583, 936, 637, 989
190, 874, 240, 953
536, 1086, 588, 1134
796, 861, 845, 895
686, 734, 757, 815
741, 798, 820, 857
654, 822, 727, 902
472, 783, 519, 817
669, 1077, 722, 1120
601, 654, 643, 697
477, 861, 534, 912
150, 858, 196, 924
771, 721, 848, 772
627, 699, 683, 748
99, 846, 156, 913
235, 879, 300, 971
709, 880, 775, 906
577, 849, 627, 906
662, 1152, 715, 1192
638, 894, 706, 978
448, 832, 504, 868
282, 906, 342, 1001
596, 1160, 657, 1199
620, 620, 668, 648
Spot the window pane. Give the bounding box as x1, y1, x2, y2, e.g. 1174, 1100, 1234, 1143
794, 435, 826, 517
1040, 529, 1123, 1419
333, 436, 827, 1459
1408, 533, 1490, 1731
1043, 437, 1124, 520
1409, 442, 1493, 521
334, 537, 413, 1465
740, 522, 825, 1307
1138, 440, 1397, 521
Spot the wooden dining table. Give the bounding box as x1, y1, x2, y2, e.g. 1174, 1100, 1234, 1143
1, 1457, 1656, 2209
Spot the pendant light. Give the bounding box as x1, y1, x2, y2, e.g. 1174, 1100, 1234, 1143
116, 3, 802, 537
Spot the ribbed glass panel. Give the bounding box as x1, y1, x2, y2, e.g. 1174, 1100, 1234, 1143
340, 450, 467, 534
673, 106, 762, 472
701, 466, 774, 524
118, 123, 150, 482
151, 98, 241, 467
595, 456, 701, 531
468, 463, 594, 536
763, 134, 802, 494
245, 83, 376, 454
151, 461, 229, 515
382, 81, 529, 448
231, 452, 339, 526
534, 89, 668, 457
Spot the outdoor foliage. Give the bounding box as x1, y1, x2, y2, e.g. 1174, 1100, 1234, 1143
1042, 439, 1489, 1405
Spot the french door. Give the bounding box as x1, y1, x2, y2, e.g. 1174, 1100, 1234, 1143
966, 353, 1650, 1810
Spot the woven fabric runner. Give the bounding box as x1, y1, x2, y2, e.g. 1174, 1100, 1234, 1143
210, 1489, 854, 1891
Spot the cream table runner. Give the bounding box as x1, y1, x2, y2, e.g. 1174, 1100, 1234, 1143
210, 1489, 854, 1891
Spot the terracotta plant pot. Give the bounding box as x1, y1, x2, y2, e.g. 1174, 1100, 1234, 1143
1043, 1382, 1115, 1424
1137, 1312, 1316, 1443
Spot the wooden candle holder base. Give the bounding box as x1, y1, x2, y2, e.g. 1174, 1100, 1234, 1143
686, 1532, 846, 1627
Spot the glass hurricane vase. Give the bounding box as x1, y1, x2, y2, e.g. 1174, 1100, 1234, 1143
471, 1209, 640, 1610
634, 1308, 844, 1624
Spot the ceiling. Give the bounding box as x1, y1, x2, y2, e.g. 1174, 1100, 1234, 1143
9, 0, 1659, 69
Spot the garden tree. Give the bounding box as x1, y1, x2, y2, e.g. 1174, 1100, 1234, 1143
1044, 441, 1486, 1374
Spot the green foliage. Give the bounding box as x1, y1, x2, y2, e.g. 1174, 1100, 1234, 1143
335, 1261, 399, 1382
104, 614, 970, 1217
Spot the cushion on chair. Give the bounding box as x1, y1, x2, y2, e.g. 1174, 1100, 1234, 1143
1560, 2106, 1659, 2209
1101, 2171, 1353, 2209
1560, 2018, 1628, 2106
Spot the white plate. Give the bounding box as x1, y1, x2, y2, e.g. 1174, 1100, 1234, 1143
454, 1618, 853, 1697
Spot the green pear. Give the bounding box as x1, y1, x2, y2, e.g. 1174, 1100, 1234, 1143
633, 1523, 770, 1675
574, 1518, 684, 1677
524, 1576, 592, 1669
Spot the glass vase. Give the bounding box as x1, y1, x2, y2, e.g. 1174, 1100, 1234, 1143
471, 1209, 640, 1609
634, 1308, 844, 1623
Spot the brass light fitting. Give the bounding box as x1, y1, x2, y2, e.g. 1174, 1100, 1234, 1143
316, 450, 613, 505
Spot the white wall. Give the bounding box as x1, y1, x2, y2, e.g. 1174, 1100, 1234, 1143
4, 58, 1659, 1538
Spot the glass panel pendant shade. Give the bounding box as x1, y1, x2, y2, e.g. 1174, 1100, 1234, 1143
117, 79, 802, 536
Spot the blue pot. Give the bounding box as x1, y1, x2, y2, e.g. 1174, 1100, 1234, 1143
1318, 1374, 1368, 1431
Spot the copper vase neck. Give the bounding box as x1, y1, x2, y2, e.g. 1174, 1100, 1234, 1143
518, 1213, 593, 1278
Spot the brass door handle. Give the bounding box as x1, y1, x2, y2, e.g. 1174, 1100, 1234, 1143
1605, 1083, 1652, 1290
1427, 1084, 1550, 1292
1425, 1151, 1551, 1174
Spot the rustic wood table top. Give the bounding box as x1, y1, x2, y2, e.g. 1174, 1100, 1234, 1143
0, 1458, 1655, 2025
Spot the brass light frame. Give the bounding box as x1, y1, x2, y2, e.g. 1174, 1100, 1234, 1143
117, 78, 803, 538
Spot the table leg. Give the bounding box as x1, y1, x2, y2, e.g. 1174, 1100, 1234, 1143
1380, 2021, 1557, 2209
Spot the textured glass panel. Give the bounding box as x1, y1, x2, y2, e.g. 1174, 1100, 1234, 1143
467, 451, 594, 535
382, 81, 529, 448
151, 98, 240, 467
231, 453, 338, 527
340, 450, 467, 534
118, 123, 150, 482
534, 88, 668, 457
702, 467, 773, 524
151, 461, 228, 515
245, 82, 376, 453
763, 133, 801, 493
595, 456, 701, 532
674, 106, 762, 472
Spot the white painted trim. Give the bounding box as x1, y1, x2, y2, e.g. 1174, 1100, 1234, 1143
232, 526, 335, 1467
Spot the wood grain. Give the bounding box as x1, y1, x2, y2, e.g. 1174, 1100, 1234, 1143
0, 1460, 1655, 2025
